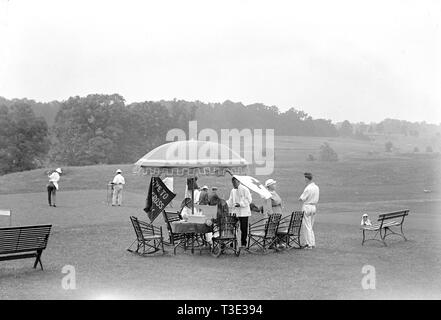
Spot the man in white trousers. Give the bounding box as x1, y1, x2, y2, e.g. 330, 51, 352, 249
299, 172, 320, 249
112, 169, 125, 206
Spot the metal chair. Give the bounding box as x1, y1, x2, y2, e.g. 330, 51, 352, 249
127, 216, 165, 255
211, 215, 240, 257
276, 211, 304, 249
246, 213, 282, 253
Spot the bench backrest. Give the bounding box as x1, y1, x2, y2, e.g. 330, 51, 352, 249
0, 225, 52, 255
378, 210, 409, 221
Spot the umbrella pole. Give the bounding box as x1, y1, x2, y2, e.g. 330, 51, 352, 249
191, 171, 195, 215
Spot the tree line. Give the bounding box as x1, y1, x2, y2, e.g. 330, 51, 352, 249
1, 94, 440, 174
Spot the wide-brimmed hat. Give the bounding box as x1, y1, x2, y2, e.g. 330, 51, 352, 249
55, 168, 62, 174
265, 179, 277, 187
116, 169, 122, 173
202, 185, 208, 190
362, 213, 369, 217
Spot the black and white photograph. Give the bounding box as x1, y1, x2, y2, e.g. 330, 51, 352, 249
0, 0, 440, 306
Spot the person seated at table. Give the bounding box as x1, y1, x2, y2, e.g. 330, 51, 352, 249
199, 185, 210, 205
208, 187, 220, 206
179, 198, 202, 220
216, 198, 230, 220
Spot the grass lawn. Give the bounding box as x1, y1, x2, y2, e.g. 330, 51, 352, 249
1, 135, 440, 299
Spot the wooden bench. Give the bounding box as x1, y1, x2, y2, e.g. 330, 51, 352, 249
361, 210, 409, 246
0, 224, 52, 270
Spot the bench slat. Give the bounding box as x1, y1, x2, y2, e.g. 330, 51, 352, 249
378, 210, 409, 220
0, 225, 52, 256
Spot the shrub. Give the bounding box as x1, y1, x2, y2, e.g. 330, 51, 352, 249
385, 141, 393, 152
319, 142, 338, 161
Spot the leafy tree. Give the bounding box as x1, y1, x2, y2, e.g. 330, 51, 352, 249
124, 101, 174, 160
339, 120, 353, 137
376, 122, 384, 133
0, 101, 50, 174
51, 94, 127, 165
354, 130, 370, 141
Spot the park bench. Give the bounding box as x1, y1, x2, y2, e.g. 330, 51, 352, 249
0, 224, 52, 270
361, 210, 409, 246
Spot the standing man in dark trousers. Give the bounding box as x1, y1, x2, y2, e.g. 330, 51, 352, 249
47, 168, 62, 207
227, 177, 252, 247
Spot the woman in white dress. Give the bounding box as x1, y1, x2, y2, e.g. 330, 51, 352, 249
263, 179, 283, 216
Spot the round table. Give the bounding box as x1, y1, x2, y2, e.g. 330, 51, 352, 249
171, 221, 213, 254
171, 221, 212, 234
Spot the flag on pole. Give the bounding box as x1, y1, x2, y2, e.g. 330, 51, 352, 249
144, 177, 176, 222
232, 175, 272, 200
162, 177, 174, 192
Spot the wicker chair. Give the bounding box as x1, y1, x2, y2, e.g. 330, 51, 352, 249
211, 215, 240, 257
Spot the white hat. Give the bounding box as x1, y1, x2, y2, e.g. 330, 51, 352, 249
202, 185, 208, 190
362, 213, 368, 217
55, 168, 62, 174
265, 179, 277, 187
116, 169, 122, 173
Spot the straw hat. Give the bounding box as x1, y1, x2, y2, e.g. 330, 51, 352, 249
55, 168, 62, 174
116, 169, 122, 173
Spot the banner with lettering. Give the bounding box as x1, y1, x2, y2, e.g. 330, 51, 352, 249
144, 177, 176, 222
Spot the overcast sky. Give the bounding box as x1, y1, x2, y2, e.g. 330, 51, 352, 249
0, 0, 440, 124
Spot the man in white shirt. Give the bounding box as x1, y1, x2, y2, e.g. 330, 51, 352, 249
112, 169, 125, 206
299, 172, 320, 249
227, 177, 252, 247
47, 168, 62, 207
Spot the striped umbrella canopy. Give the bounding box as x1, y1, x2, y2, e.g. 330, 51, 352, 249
133, 140, 249, 177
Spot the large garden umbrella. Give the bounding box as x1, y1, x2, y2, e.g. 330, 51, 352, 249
133, 140, 249, 214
